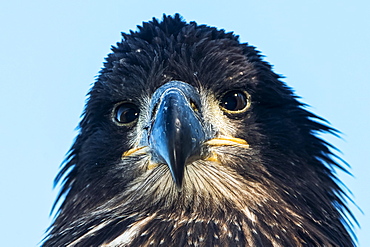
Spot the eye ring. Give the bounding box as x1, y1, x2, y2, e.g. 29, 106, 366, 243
219, 90, 251, 114
112, 102, 140, 126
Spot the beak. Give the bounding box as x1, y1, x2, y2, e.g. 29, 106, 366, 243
148, 81, 206, 189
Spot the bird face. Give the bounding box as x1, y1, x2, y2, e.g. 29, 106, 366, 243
121, 80, 249, 185
76, 35, 269, 213
110, 79, 260, 208
44, 14, 354, 247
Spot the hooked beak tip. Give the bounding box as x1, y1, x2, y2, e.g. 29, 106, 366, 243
148, 81, 205, 190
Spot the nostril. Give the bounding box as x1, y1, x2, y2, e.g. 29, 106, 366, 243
151, 102, 159, 119
190, 100, 199, 112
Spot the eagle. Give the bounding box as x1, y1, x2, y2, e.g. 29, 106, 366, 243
43, 14, 355, 246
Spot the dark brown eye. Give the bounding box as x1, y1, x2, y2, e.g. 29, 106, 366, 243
220, 90, 250, 112
114, 103, 140, 124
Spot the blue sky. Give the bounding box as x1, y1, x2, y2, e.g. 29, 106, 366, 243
1, 1, 369, 246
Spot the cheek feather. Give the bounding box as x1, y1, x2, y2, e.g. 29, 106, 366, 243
200, 89, 239, 137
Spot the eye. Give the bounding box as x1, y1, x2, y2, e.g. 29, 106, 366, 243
113, 102, 140, 125
220, 90, 250, 113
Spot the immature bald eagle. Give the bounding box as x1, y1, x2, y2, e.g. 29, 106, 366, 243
43, 14, 355, 246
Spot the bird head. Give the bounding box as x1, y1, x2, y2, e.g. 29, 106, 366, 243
45, 14, 355, 246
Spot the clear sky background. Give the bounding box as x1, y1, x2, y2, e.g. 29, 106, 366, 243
1, 1, 369, 246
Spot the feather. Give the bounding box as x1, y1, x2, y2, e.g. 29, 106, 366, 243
43, 14, 355, 247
